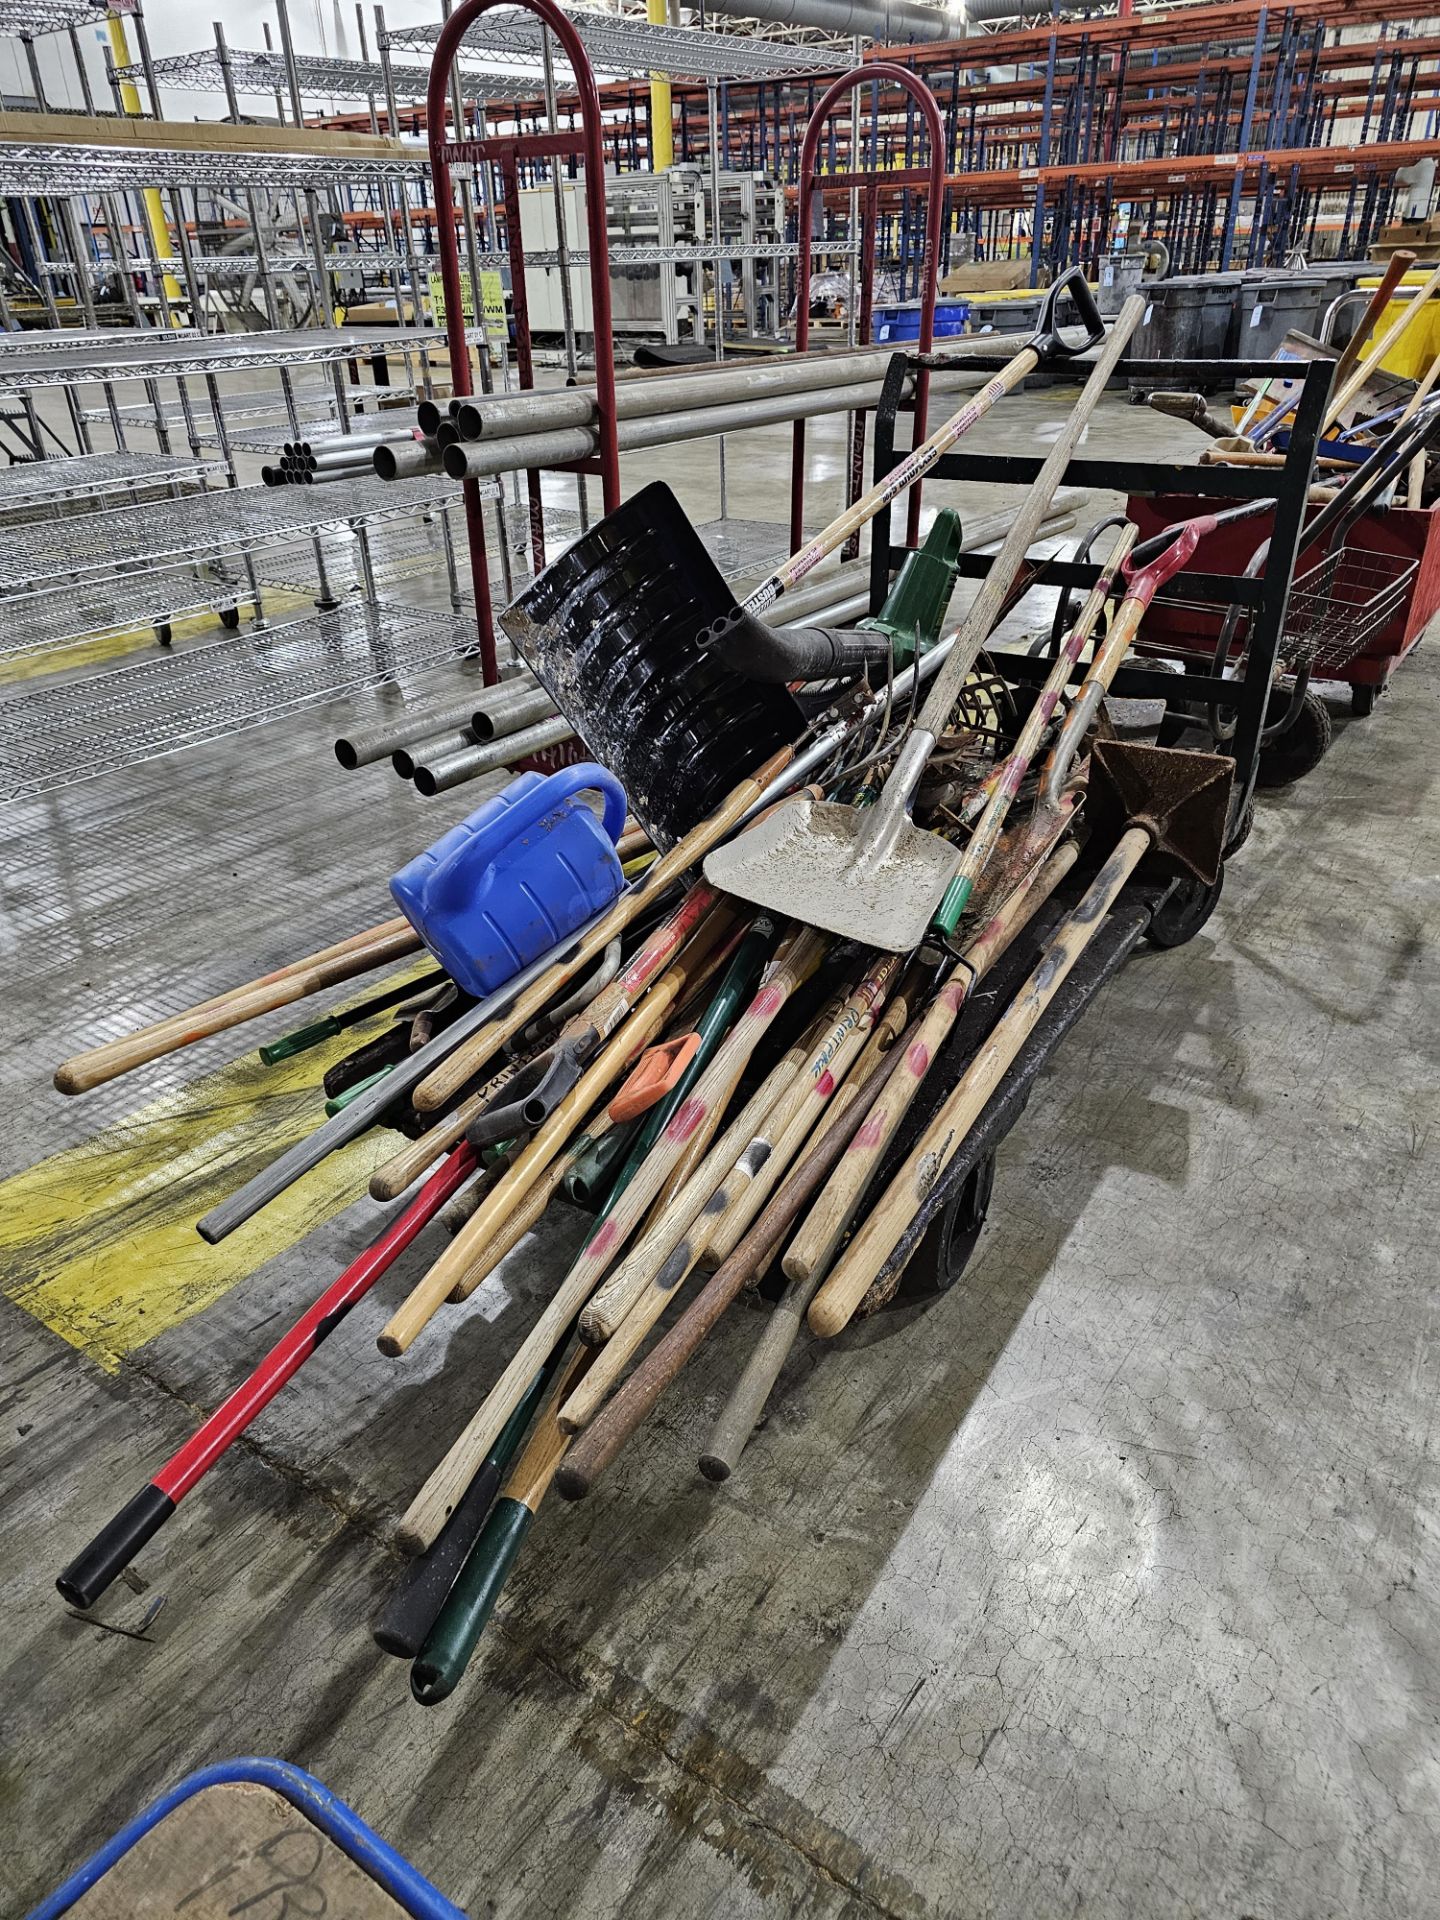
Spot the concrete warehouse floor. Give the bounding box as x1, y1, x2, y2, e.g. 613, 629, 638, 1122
2, 389, 1438, 1919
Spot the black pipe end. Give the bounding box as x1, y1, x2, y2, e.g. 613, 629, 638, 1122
392, 747, 419, 779
412, 765, 440, 798
57, 1484, 176, 1610
373, 446, 398, 481
442, 445, 468, 482
455, 403, 483, 440
335, 739, 360, 770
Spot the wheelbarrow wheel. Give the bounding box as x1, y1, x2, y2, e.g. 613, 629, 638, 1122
1350, 681, 1380, 718
903, 1152, 996, 1296
1145, 864, 1224, 949
218, 604, 242, 631
1257, 688, 1331, 788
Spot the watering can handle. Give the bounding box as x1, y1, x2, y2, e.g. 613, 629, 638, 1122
450, 762, 629, 891
1032, 266, 1106, 360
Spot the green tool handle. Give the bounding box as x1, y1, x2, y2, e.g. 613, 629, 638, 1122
405, 926, 779, 1700
372, 1362, 547, 1660
410, 1498, 533, 1703
323, 1064, 394, 1117
261, 1015, 341, 1063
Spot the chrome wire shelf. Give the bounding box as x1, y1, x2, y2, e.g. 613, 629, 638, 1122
78, 385, 423, 440
0, 449, 224, 516
386, 10, 841, 82
0, 324, 199, 356
43, 249, 425, 278
0, 141, 435, 194
0, 0, 97, 34
115, 46, 544, 106
0, 473, 452, 591
0, 600, 478, 800
0, 325, 462, 392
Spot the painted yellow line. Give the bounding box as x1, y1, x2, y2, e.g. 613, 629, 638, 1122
0, 975, 429, 1371
0, 589, 315, 690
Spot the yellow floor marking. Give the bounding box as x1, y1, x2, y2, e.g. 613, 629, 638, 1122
0, 589, 314, 689
0, 977, 429, 1371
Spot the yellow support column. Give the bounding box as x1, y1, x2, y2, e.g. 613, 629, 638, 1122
646, 0, 673, 172
104, 11, 184, 314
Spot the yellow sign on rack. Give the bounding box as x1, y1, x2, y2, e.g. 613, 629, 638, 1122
428, 268, 506, 335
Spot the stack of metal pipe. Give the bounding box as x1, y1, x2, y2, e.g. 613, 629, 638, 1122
334, 674, 571, 797
372, 337, 1024, 485
263, 425, 429, 486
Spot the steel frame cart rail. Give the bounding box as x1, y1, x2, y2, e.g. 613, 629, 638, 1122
426, 0, 621, 681
857, 349, 1331, 1291
790, 63, 943, 558
869, 350, 1333, 834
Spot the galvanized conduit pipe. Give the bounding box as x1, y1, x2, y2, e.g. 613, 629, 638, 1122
471, 684, 557, 739
376, 441, 445, 480
439, 374, 964, 483
452, 346, 1010, 442
334, 678, 536, 769
393, 727, 477, 779
412, 715, 577, 796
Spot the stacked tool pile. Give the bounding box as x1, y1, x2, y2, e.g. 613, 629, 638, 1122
54, 286, 1259, 1707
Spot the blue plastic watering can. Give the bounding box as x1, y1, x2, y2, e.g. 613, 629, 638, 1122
391, 762, 629, 999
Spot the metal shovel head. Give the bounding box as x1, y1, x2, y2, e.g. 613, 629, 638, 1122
703, 790, 961, 954
1087, 739, 1234, 885
499, 481, 801, 851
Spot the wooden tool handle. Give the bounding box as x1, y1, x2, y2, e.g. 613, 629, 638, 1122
1328, 251, 1416, 397
808, 827, 1149, 1339
909, 298, 1146, 749
554, 1033, 914, 1502
369, 1059, 523, 1202
698, 1277, 813, 1483
1325, 257, 1440, 434
378, 947, 691, 1355
54, 922, 421, 1094
771, 351, 1037, 598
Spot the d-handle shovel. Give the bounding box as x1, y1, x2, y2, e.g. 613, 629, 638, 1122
700, 267, 1106, 669
705, 293, 1148, 954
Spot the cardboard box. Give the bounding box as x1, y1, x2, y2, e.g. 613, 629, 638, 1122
939, 259, 1032, 294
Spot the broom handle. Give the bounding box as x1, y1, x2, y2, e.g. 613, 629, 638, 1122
55, 919, 422, 1094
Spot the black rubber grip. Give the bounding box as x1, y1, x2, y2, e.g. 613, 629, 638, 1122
371, 1460, 503, 1659
1035, 264, 1106, 358
56, 1483, 176, 1610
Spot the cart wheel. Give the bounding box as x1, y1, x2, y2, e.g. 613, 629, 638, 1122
903, 1152, 996, 1296
218, 605, 242, 630
155, 624, 173, 648
1145, 864, 1224, 949
1257, 688, 1332, 787
1350, 681, 1380, 718
1226, 796, 1256, 857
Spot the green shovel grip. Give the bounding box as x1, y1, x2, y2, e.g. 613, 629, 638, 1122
931, 872, 974, 939
410, 1498, 534, 1705
259, 1015, 340, 1064
323, 1064, 394, 1116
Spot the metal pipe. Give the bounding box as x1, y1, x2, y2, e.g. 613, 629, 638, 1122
471, 685, 556, 739
443, 374, 945, 481
393, 728, 477, 778
412, 717, 576, 796
454, 343, 1003, 440
301, 427, 419, 455
335, 684, 526, 768
374, 442, 445, 480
